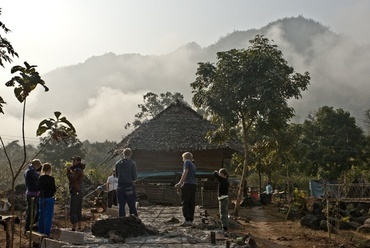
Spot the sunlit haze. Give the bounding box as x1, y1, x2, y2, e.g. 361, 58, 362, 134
1, 0, 369, 146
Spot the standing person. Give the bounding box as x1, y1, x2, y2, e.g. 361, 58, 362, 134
106, 169, 118, 208
266, 182, 273, 204
175, 152, 197, 227
37, 163, 56, 235
115, 148, 138, 217
67, 155, 85, 231
24, 159, 42, 234
214, 168, 230, 234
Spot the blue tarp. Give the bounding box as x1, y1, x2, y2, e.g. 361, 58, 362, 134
309, 179, 339, 198
309, 180, 325, 198
137, 171, 214, 180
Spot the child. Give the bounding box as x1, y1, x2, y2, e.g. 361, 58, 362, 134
213, 168, 230, 234
94, 186, 108, 212
37, 163, 57, 236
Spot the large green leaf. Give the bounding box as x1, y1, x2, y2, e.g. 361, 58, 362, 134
5, 61, 48, 102
37, 112, 76, 142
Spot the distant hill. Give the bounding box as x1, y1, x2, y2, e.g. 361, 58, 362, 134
38, 16, 369, 141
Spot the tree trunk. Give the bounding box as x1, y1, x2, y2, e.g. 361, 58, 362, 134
234, 152, 248, 216
8, 180, 15, 248
258, 160, 262, 196
234, 122, 249, 216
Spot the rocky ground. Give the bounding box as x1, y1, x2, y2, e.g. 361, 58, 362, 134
1, 202, 370, 247
222, 206, 369, 248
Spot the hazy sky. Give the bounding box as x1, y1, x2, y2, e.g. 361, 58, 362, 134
1, 0, 369, 145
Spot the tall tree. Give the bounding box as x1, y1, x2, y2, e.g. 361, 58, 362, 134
191, 35, 310, 215
0, 8, 18, 68
0, 8, 19, 114
0, 141, 38, 189
3, 64, 77, 246
0, 61, 48, 247
3, 61, 48, 204
299, 106, 366, 180
125, 91, 187, 128
365, 109, 370, 135
0, 10, 77, 246
82, 140, 117, 168
37, 136, 83, 169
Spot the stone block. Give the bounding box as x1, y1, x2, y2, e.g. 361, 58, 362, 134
41, 238, 69, 248
106, 206, 119, 217
59, 229, 85, 245
61, 246, 90, 248
25, 231, 47, 244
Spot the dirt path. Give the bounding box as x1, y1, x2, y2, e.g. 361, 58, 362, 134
233, 206, 296, 248
231, 205, 362, 248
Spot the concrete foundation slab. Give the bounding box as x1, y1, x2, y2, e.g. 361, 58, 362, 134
60, 229, 85, 245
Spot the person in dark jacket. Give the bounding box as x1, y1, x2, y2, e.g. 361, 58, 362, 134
115, 148, 138, 217
24, 159, 42, 234
37, 163, 56, 235
214, 168, 230, 233
67, 155, 85, 231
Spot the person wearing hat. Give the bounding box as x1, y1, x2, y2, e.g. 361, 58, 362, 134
94, 185, 107, 212
106, 169, 118, 208
24, 159, 42, 234
67, 155, 85, 231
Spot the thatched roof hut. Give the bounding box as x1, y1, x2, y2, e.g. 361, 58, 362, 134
115, 101, 242, 205
116, 100, 241, 175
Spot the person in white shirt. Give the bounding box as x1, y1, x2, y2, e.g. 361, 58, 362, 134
106, 169, 118, 208
266, 182, 273, 204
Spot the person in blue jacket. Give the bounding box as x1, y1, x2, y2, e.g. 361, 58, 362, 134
115, 148, 138, 217
24, 159, 42, 234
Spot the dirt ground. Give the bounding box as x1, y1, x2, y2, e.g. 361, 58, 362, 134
214, 205, 369, 248
1, 203, 369, 248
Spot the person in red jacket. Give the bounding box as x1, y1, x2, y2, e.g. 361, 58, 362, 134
67, 155, 85, 231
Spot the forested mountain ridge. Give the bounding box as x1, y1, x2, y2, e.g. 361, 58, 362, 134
38, 16, 369, 142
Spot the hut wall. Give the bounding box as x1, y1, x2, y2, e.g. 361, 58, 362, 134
131, 149, 234, 207
136, 182, 221, 207
132, 149, 229, 173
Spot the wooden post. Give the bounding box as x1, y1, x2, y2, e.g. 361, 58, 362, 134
1, 216, 18, 248
210, 231, 216, 244
4, 217, 12, 248
29, 197, 35, 248
226, 240, 231, 248
324, 182, 331, 240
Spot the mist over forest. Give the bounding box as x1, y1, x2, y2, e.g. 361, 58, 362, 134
19, 16, 370, 142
